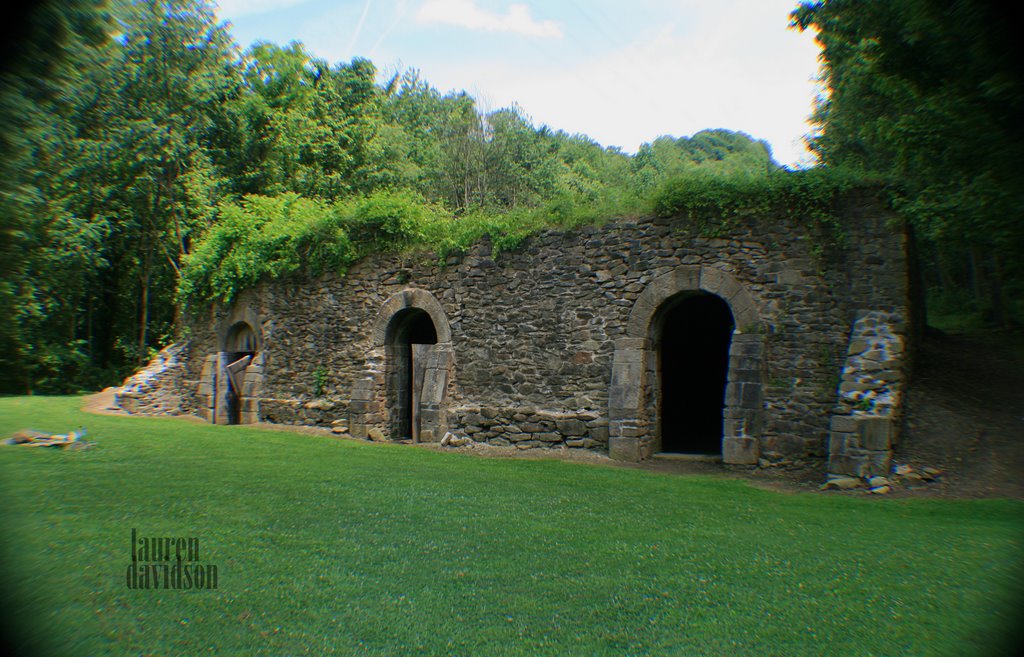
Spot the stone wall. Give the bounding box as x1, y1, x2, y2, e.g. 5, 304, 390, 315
132, 188, 909, 467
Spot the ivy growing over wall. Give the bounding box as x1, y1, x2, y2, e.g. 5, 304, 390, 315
651, 167, 882, 252
179, 170, 882, 308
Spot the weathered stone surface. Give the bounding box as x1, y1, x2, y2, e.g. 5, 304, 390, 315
121, 192, 908, 472
820, 476, 863, 490
723, 436, 758, 465
827, 310, 908, 479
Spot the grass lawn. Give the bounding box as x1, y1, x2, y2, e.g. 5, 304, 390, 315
1, 396, 1022, 656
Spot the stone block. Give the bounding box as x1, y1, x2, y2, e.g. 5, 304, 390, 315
348, 399, 371, 414
830, 415, 859, 434
862, 450, 892, 477
729, 335, 764, 357
859, 417, 894, 451
828, 448, 891, 478
614, 337, 647, 351
609, 384, 641, 415
828, 431, 855, 454
555, 419, 587, 436
609, 436, 640, 462
730, 368, 762, 384
725, 382, 742, 407
723, 436, 758, 464
723, 418, 746, 438
726, 382, 763, 409
827, 452, 868, 478
671, 265, 701, 291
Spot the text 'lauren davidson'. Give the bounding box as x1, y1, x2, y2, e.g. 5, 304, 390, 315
125, 528, 218, 590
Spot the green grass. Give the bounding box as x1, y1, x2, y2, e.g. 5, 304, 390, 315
1, 397, 1022, 656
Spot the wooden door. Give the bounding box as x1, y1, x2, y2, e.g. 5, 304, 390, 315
411, 344, 431, 442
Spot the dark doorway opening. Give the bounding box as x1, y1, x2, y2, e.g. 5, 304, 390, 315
657, 293, 734, 454
386, 309, 438, 440
224, 323, 257, 425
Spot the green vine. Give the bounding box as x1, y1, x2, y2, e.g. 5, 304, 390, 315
179, 169, 882, 309
312, 366, 328, 398
650, 168, 880, 260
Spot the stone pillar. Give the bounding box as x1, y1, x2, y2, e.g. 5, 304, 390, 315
722, 333, 765, 465
239, 352, 264, 424
349, 346, 386, 439
196, 354, 218, 423
608, 338, 647, 462
827, 310, 906, 477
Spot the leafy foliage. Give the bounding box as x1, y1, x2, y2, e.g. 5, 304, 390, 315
3, 0, 880, 392
792, 0, 1024, 325
652, 166, 874, 245
179, 194, 352, 305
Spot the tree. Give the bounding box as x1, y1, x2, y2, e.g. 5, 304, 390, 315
631, 130, 777, 193
0, 0, 113, 392
100, 0, 240, 364
792, 0, 1024, 325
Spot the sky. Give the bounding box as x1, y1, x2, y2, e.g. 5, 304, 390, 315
213, 0, 823, 168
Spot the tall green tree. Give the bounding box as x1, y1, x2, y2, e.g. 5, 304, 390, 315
792, 0, 1024, 324
101, 0, 240, 363
0, 0, 113, 392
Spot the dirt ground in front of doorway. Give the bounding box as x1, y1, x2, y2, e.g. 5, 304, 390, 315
82, 328, 1024, 499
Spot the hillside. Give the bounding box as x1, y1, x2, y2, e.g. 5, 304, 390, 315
898, 329, 1024, 498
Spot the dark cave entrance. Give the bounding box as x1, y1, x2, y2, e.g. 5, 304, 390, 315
657, 292, 735, 454
386, 308, 438, 441
223, 322, 257, 425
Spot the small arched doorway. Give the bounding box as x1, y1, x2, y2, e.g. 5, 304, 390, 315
386, 308, 438, 441
223, 322, 257, 425
656, 292, 735, 454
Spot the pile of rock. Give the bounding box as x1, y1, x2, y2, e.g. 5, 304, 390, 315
115, 343, 187, 415
6, 428, 92, 450
440, 432, 473, 447
820, 463, 942, 494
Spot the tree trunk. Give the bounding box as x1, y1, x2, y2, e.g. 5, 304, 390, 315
138, 242, 151, 366
969, 245, 985, 304
989, 251, 1008, 327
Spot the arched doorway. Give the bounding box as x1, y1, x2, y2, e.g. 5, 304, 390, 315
609, 266, 763, 463
655, 292, 735, 454
223, 322, 257, 425
386, 308, 438, 441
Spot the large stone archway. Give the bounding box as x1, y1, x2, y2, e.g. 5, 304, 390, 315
608, 266, 765, 463
350, 288, 454, 442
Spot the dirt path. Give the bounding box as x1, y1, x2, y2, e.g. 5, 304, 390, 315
896, 329, 1024, 499
81, 388, 125, 415
81, 330, 1024, 499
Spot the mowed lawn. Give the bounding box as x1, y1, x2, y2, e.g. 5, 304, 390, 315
0, 397, 1021, 657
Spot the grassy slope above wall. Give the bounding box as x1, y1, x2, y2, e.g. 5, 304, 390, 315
179, 168, 879, 309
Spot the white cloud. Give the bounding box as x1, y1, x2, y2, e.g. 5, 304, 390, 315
214, 0, 312, 20
416, 0, 563, 38
414, 7, 820, 166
